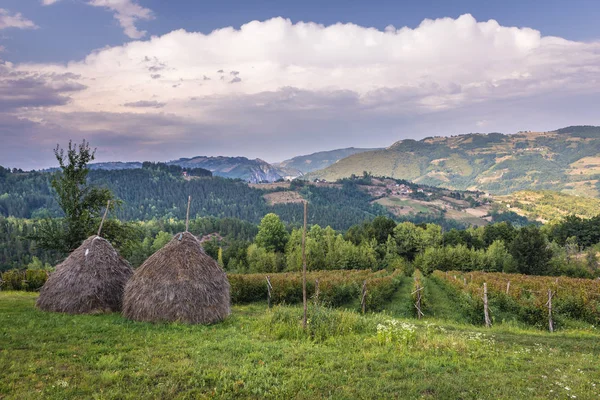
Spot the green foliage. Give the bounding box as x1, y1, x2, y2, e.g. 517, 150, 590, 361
41, 140, 114, 252
510, 226, 553, 275
255, 213, 289, 253
1, 269, 47, 291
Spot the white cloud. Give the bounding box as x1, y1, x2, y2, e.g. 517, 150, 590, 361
3, 14, 600, 168
41, 0, 62, 5
0, 9, 38, 30
88, 0, 153, 39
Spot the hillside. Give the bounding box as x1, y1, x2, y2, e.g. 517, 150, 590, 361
307, 126, 600, 197
496, 190, 600, 222
274, 147, 380, 174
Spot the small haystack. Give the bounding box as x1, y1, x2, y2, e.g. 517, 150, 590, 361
36, 235, 133, 314
123, 232, 230, 324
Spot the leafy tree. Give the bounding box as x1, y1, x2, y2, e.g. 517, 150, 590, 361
255, 213, 289, 253
368, 216, 397, 244
510, 226, 552, 275
32, 140, 114, 253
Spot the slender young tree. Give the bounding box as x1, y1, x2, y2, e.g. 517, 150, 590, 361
32, 140, 114, 253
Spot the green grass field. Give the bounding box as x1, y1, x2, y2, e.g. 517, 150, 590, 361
2, 291, 600, 399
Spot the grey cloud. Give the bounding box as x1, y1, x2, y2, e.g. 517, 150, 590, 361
0, 65, 87, 110
217, 69, 223, 73
203, 75, 210, 81
150, 74, 161, 79
230, 71, 239, 76
230, 77, 241, 84
123, 100, 165, 108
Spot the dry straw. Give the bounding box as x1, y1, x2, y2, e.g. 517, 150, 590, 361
36, 235, 133, 314
122, 232, 230, 324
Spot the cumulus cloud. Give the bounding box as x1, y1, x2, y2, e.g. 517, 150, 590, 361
41, 0, 62, 5
3, 14, 600, 168
0, 9, 38, 30
88, 0, 153, 39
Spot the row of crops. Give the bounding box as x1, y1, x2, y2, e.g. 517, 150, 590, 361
433, 270, 600, 326
229, 269, 403, 311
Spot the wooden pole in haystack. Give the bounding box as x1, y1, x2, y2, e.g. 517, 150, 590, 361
185, 196, 191, 232
302, 201, 308, 329
483, 282, 491, 328
97, 200, 111, 237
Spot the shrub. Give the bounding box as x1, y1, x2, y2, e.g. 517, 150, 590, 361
1, 269, 48, 291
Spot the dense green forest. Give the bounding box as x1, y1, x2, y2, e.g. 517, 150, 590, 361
2, 212, 599, 280
0, 165, 390, 230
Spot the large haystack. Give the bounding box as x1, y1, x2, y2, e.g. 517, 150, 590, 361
36, 235, 133, 314
122, 232, 230, 324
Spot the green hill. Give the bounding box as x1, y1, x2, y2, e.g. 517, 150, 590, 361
307, 126, 600, 197
495, 190, 600, 222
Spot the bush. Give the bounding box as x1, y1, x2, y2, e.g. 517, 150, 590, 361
1, 269, 48, 291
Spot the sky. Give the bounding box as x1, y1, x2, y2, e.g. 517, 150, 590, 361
1, 0, 600, 169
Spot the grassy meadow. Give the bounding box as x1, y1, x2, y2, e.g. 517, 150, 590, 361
2, 291, 600, 399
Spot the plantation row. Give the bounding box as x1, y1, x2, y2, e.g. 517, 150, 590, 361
1, 268, 404, 312
434, 270, 600, 326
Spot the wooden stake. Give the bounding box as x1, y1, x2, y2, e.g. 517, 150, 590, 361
97, 200, 111, 237
314, 279, 319, 305
506, 281, 510, 295
185, 196, 191, 232
361, 280, 367, 314
483, 282, 491, 328
302, 201, 308, 329
266, 276, 272, 309
412, 281, 424, 319
547, 289, 554, 333
463, 277, 467, 285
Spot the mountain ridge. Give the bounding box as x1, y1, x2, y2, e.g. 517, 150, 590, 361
306, 126, 600, 198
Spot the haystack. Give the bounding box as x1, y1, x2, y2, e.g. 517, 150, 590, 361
122, 232, 230, 324
36, 235, 133, 314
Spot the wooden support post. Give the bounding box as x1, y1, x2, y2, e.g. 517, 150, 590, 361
314, 279, 319, 305
483, 282, 491, 328
506, 281, 510, 295
412, 282, 424, 319
361, 280, 367, 314
97, 200, 111, 237
470, 273, 473, 282
302, 201, 308, 329
463, 277, 467, 285
266, 276, 272, 309
185, 196, 191, 232
547, 289, 554, 333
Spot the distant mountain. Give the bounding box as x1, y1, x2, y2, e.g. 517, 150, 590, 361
274, 147, 380, 174
307, 126, 600, 197
86, 148, 380, 183
167, 156, 287, 183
